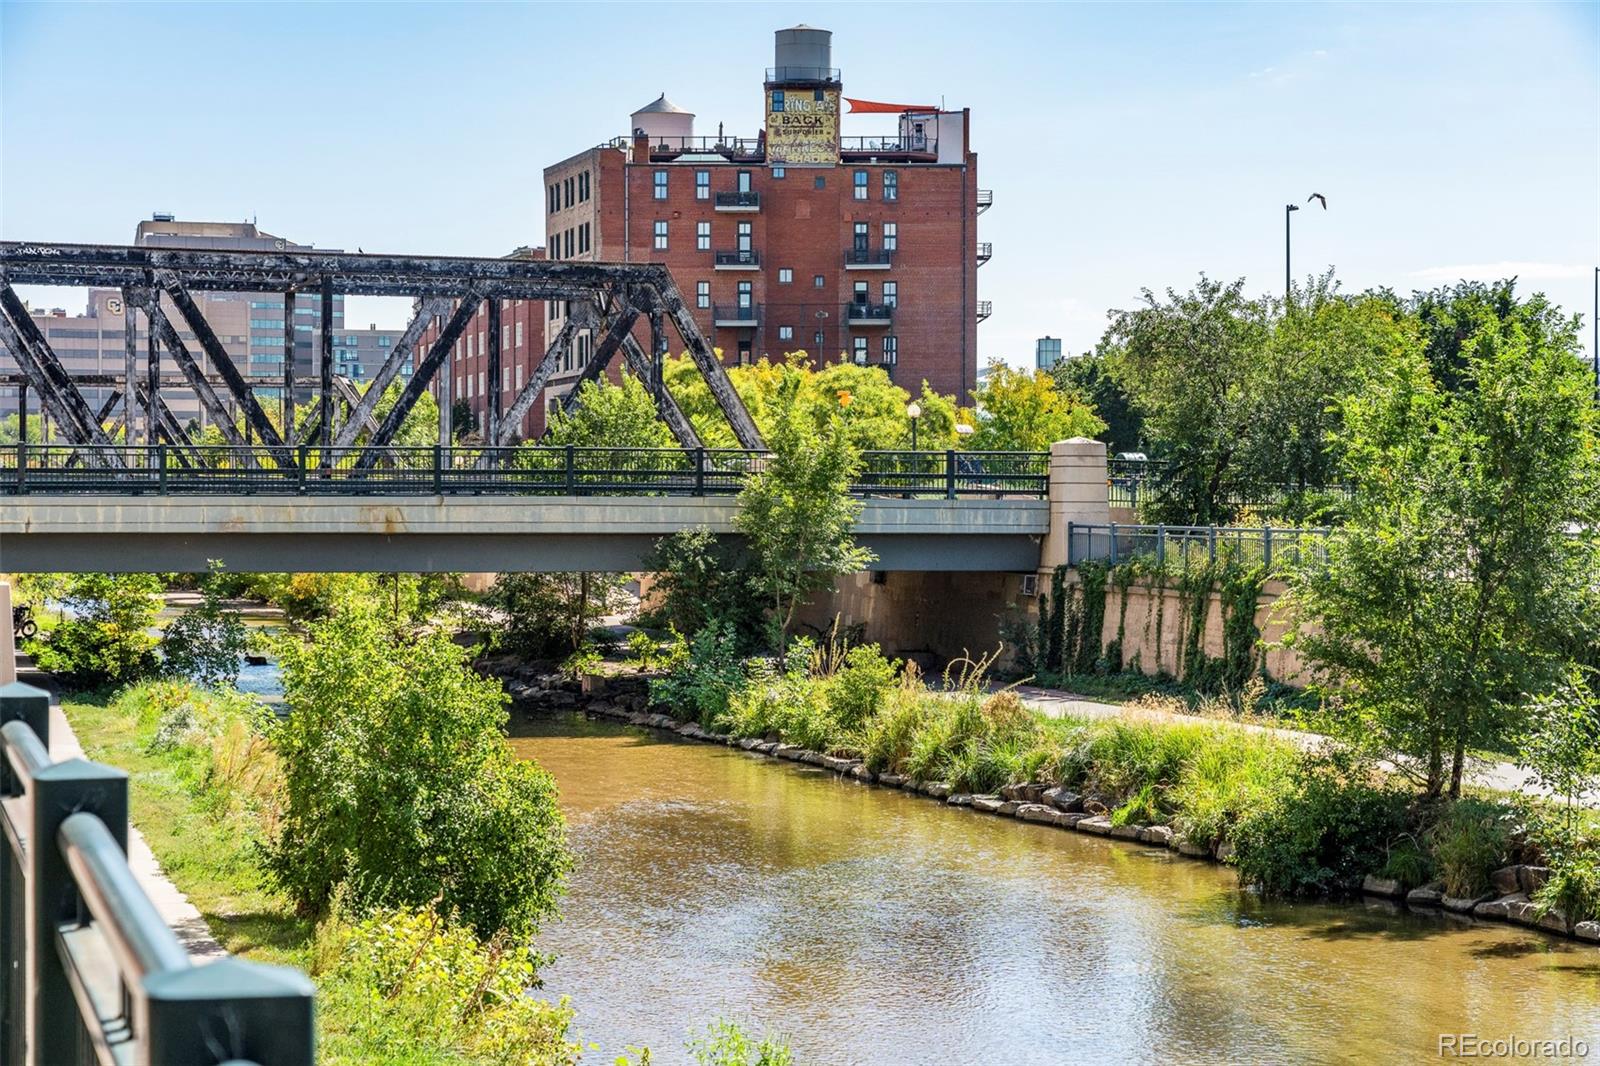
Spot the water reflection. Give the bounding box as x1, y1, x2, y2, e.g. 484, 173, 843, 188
510, 714, 1600, 1065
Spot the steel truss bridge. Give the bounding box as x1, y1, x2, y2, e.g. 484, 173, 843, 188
0, 240, 765, 467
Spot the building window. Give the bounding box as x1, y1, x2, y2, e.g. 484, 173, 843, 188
548, 185, 558, 214
579, 223, 590, 254
503, 366, 512, 391
565, 177, 574, 207
853, 280, 869, 305
696, 281, 710, 309
778, 268, 792, 284
813, 274, 825, 288
737, 221, 752, 252
697, 221, 711, 251
737, 341, 752, 365
772, 166, 786, 179
814, 175, 825, 189
737, 170, 752, 193
695, 170, 710, 200
653, 170, 668, 199
852, 337, 868, 365
778, 325, 794, 341
884, 170, 898, 201
737, 281, 753, 309
478, 371, 486, 396
654, 220, 668, 250
883, 222, 898, 252
882, 335, 898, 364
580, 171, 590, 201
883, 281, 898, 308
853, 170, 869, 200
771, 90, 785, 112
516, 364, 525, 388
853, 221, 869, 253
515, 321, 524, 347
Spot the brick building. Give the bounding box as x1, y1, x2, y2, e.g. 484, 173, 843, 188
426, 24, 989, 441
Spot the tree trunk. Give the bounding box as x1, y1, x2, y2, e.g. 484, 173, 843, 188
1447, 732, 1466, 799
1426, 727, 1444, 798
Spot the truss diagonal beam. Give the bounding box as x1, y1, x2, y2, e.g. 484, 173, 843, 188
332, 297, 450, 452
140, 292, 250, 449
159, 273, 293, 465
620, 334, 702, 449
0, 284, 122, 462
558, 308, 639, 415
356, 292, 482, 467
650, 279, 763, 449
495, 318, 576, 447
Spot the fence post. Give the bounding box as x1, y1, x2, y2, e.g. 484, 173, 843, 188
297, 444, 309, 495
564, 445, 576, 495
1108, 520, 1118, 566
157, 443, 168, 496
144, 958, 315, 1066
431, 444, 442, 495
1208, 525, 1217, 563
1263, 525, 1273, 570
1156, 524, 1166, 567
14, 442, 24, 496
694, 448, 706, 496
0, 683, 48, 1066
27, 757, 128, 1066
945, 449, 956, 499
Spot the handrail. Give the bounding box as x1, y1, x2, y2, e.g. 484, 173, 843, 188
0, 682, 314, 1066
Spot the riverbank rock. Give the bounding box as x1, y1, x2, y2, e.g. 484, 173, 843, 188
971, 796, 1005, 814
1360, 875, 1405, 898
1057, 811, 1091, 829
1474, 893, 1528, 920
773, 745, 809, 762
947, 793, 973, 807
738, 738, 764, 751
1141, 825, 1174, 846
879, 773, 906, 789
1042, 788, 1082, 813
1077, 815, 1113, 836
754, 741, 778, 755
798, 751, 829, 767
1110, 823, 1144, 841
1442, 892, 1495, 914
921, 781, 952, 799
1016, 804, 1057, 825
849, 764, 876, 783
1214, 841, 1236, 863
1082, 794, 1112, 816
1575, 921, 1600, 943
1519, 866, 1551, 894
1407, 883, 1444, 907
1490, 866, 1524, 895
1177, 840, 1209, 858
821, 755, 858, 774
998, 783, 1028, 801
996, 800, 1022, 817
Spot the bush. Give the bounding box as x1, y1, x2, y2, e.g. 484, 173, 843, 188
491, 572, 619, 660
160, 571, 249, 687
311, 902, 580, 1066
1168, 730, 1297, 851
271, 607, 572, 939
28, 574, 163, 690
688, 1020, 794, 1066
1533, 848, 1600, 926
642, 528, 766, 648
1425, 797, 1513, 898
1230, 753, 1413, 896
651, 622, 747, 728
724, 643, 846, 752
825, 644, 898, 731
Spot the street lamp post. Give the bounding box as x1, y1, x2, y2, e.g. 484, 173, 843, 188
1593, 266, 1598, 402
906, 400, 922, 451
1285, 203, 1299, 300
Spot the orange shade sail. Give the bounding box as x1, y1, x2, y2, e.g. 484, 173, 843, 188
845, 98, 937, 114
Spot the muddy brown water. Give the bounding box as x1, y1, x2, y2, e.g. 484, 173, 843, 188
508, 714, 1600, 1065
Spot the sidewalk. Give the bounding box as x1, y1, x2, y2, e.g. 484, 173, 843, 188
17, 655, 224, 960
1010, 682, 1595, 806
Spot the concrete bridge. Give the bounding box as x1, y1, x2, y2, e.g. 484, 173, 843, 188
0, 441, 1110, 575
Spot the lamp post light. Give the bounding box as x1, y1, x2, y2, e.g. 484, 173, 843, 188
1284, 202, 1299, 300
906, 399, 922, 450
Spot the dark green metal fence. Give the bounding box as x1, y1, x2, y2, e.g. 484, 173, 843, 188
0, 444, 1049, 499
0, 681, 314, 1066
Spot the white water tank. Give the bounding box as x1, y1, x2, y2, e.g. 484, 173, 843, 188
773, 25, 833, 81
631, 94, 694, 142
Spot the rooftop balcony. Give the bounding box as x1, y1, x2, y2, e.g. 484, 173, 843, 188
713, 303, 761, 327
714, 249, 761, 270
839, 134, 938, 161
976, 242, 993, 267
765, 66, 842, 85
846, 302, 894, 326
626, 135, 764, 163
844, 248, 895, 270
714, 191, 761, 212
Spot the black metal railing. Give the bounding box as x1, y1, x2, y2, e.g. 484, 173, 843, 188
713, 303, 761, 325
714, 249, 760, 267
844, 248, 894, 267
1106, 457, 1357, 516
765, 66, 842, 84
839, 134, 935, 155
0, 443, 1050, 499
714, 191, 760, 209
0, 681, 314, 1066
845, 302, 894, 324
1067, 522, 1329, 572
639, 136, 764, 160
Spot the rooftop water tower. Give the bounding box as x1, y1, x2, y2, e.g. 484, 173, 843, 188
631, 94, 694, 143
771, 25, 837, 84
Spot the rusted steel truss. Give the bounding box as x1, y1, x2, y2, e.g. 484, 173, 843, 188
0, 241, 764, 456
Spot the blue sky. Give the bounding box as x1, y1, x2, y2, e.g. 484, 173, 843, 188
3, 1, 1596, 371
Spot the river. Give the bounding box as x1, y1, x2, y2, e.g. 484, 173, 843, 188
509, 712, 1600, 1065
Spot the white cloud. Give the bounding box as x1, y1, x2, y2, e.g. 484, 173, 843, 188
1408, 261, 1591, 283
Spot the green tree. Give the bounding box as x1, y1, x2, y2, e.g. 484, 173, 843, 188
1399, 278, 1584, 394
491, 572, 621, 659
544, 371, 674, 450
642, 527, 766, 648
964, 361, 1105, 451
1288, 318, 1599, 797
1518, 667, 1600, 839
734, 372, 875, 644
1053, 350, 1143, 454
160, 567, 249, 687
270, 605, 572, 938
28, 573, 163, 690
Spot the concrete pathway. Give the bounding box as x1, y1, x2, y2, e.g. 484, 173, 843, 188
1010, 683, 1596, 806
18, 657, 224, 961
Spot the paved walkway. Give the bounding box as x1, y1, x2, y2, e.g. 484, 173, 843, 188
1011, 683, 1596, 806
18, 657, 224, 960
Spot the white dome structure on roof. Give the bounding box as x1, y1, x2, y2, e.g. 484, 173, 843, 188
631, 94, 694, 141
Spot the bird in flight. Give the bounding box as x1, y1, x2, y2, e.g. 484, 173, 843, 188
1307, 193, 1328, 209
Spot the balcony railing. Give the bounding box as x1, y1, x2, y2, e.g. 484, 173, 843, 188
976, 189, 994, 213
765, 66, 842, 84
976, 242, 993, 267
846, 302, 894, 325
639, 136, 764, 161
976, 300, 993, 323
839, 134, 936, 157
714, 191, 761, 211
713, 303, 761, 327
714, 249, 760, 269
844, 248, 895, 268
